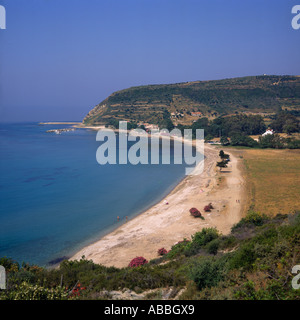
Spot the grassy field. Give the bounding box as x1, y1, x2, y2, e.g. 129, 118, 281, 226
231, 148, 300, 216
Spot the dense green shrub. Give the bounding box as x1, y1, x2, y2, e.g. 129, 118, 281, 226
232, 211, 268, 231
189, 257, 227, 290
184, 228, 220, 257
206, 239, 221, 255
166, 239, 190, 259
218, 235, 238, 250
228, 242, 257, 270
0, 257, 19, 272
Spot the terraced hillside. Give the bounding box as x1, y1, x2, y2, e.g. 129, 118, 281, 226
83, 75, 300, 126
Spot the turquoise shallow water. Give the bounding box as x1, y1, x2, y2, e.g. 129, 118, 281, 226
0, 123, 195, 266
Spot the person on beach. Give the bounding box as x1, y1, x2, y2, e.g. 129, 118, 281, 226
117, 216, 120, 221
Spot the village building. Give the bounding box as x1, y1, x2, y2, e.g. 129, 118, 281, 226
262, 129, 274, 136
191, 112, 202, 117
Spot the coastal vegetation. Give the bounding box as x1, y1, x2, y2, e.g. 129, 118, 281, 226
0, 212, 299, 300
187, 110, 300, 149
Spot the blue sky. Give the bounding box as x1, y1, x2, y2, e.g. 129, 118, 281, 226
0, 0, 299, 122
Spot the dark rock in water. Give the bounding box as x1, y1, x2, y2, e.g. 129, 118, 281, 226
48, 256, 69, 266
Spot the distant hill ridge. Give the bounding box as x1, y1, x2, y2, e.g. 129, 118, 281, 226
83, 75, 300, 126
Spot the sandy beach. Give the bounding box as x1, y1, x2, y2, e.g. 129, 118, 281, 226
71, 141, 246, 268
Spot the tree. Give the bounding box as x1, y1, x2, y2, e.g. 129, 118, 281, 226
259, 134, 284, 149
220, 136, 230, 146
216, 160, 228, 171
270, 111, 299, 133
159, 110, 174, 131
230, 134, 259, 147
219, 150, 230, 160
286, 138, 300, 149
205, 134, 214, 141
189, 207, 202, 218
127, 122, 138, 130
283, 119, 298, 134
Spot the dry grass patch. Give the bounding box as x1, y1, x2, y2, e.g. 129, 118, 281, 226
234, 149, 300, 216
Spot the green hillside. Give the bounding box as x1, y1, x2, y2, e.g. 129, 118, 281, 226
83, 75, 300, 126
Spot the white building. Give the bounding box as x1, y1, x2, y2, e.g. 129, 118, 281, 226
262, 129, 274, 136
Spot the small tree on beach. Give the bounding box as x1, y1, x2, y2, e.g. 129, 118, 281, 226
204, 203, 214, 212
189, 208, 204, 219
204, 205, 211, 212
219, 150, 230, 160
216, 160, 228, 171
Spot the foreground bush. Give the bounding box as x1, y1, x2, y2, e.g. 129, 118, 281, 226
166, 239, 190, 259
128, 257, 148, 268
0, 282, 68, 300
0, 212, 299, 300
189, 256, 228, 290
184, 228, 220, 256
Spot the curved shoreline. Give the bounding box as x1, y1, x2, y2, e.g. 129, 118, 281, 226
70, 142, 246, 268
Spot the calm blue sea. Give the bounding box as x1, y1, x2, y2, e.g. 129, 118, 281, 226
0, 123, 193, 266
